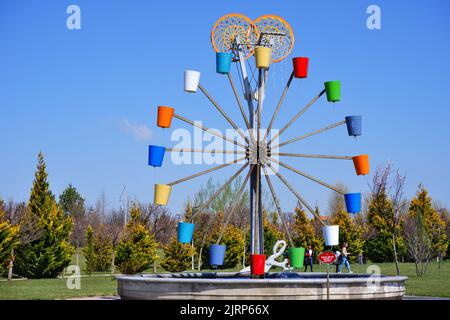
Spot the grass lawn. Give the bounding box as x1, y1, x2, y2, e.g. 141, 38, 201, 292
1, 250, 449, 299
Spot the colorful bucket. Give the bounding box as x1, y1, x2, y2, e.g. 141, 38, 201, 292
352, 154, 370, 175
184, 70, 201, 93
345, 116, 362, 137
254, 47, 272, 69
157, 106, 174, 128
323, 225, 339, 246
324, 81, 341, 102
288, 247, 305, 268
250, 254, 266, 275
344, 193, 361, 213
209, 244, 226, 266
148, 145, 166, 167
292, 57, 309, 78
177, 221, 195, 244
154, 184, 171, 206
216, 52, 232, 74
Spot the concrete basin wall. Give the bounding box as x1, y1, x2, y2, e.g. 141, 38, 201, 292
117, 272, 408, 300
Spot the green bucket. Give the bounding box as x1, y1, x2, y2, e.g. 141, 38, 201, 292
324, 81, 341, 102
288, 247, 305, 268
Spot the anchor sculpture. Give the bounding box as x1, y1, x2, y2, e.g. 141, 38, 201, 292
240, 240, 291, 273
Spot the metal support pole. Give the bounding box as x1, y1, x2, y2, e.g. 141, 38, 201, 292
265, 162, 326, 226
268, 89, 326, 146
173, 113, 246, 149
191, 162, 249, 220
167, 156, 246, 186
270, 158, 346, 195
272, 120, 346, 150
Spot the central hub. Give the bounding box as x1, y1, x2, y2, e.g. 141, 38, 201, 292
247, 140, 269, 165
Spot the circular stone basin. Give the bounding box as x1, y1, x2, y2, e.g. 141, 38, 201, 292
117, 272, 408, 300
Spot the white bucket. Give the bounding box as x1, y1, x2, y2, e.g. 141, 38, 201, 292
322, 225, 339, 246
184, 70, 201, 93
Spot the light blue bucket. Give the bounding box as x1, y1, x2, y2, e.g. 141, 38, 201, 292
216, 52, 232, 74
177, 221, 195, 244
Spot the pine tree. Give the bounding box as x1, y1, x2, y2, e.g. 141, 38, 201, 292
263, 210, 285, 256
291, 205, 323, 255
14, 152, 74, 278
160, 237, 196, 272
409, 185, 448, 258
0, 200, 19, 276
115, 205, 158, 274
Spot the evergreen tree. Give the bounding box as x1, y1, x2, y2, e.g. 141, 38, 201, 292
263, 210, 285, 256
160, 237, 196, 272
115, 205, 158, 274
0, 200, 19, 276
14, 152, 74, 278
291, 205, 323, 255
83, 225, 95, 275
331, 207, 364, 263
409, 185, 448, 258
364, 187, 405, 262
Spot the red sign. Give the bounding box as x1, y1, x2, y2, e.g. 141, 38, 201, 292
318, 251, 336, 264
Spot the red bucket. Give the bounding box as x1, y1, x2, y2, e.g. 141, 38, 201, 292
293, 57, 309, 78
250, 254, 266, 275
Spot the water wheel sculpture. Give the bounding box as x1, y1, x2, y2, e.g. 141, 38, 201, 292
148, 14, 369, 276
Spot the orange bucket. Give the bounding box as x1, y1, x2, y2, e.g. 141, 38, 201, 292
157, 106, 174, 128
352, 154, 370, 175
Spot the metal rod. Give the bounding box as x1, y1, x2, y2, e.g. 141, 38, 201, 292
167, 156, 246, 186
166, 148, 246, 154
192, 162, 249, 220
254, 163, 261, 254
270, 158, 345, 195
272, 120, 346, 150
261, 165, 294, 247
268, 89, 326, 146
173, 113, 246, 149
216, 165, 254, 244
227, 73, 257, 146
198, 83, 249, 144
262, 71, 295, 143
265, 162, 325, 226
271, 152, 353, 160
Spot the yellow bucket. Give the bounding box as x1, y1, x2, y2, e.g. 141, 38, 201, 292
154, 184, 172, 206
254, 46, 272, 69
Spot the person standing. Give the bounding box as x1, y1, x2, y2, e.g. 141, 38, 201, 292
338, 242, 353, 273
304, 245, 314, 272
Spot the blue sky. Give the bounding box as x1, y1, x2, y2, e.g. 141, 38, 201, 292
1, 0, 449, 216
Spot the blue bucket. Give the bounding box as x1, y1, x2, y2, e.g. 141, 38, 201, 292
345, 116, 362, 137
148, 145, 166, 167
344, 193, 361, 213
216, 52, 232, 74
177, 221, 195, 244
209, 244, 226, 266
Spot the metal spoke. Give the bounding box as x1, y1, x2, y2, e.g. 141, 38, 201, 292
272, 120, 346, 150
198, 83, 249, 144
173, 113, 246, 149
167, 156, 246, 186
261, 165, 294, 247
227, 73, 257, 146
265, 162, 325, 226
192, 162, 249, 220
166, 148, 245, 155
262, 71, 295, 143
216, 165, 255, 244
271, 152, 352, 160
270, 158, 345, 195
267, 89, 326, 146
